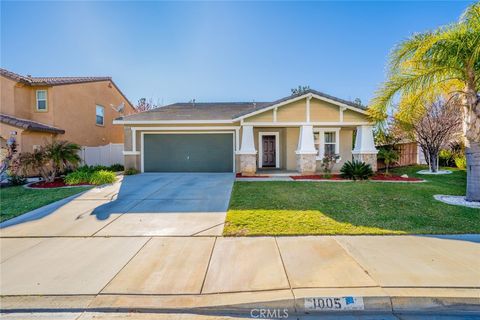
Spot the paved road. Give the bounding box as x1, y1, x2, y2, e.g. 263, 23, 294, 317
0, 173, 235, 237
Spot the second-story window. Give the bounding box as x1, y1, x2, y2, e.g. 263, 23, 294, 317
36, 90, 47, 111
96, 105, 104, 126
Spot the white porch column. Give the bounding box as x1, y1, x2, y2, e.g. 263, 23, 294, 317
236, 125, 257, 176
352, 125, 378, 171
295, 125, 318, 175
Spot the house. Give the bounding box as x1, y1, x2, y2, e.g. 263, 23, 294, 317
113, 89, 378, 175
0, 68, 135, 155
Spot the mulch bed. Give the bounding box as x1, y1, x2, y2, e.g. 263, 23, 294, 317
370, 175, 423, 181
291, 174, 344, 180
291, 174, 423, 182
28, 178, 92, 189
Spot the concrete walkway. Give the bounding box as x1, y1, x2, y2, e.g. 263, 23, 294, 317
1, 235, 479, 315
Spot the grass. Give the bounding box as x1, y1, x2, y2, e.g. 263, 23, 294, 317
224, 166, 479, 236
0, 185, 92, 223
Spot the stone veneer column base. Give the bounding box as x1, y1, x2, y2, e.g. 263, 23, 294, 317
353, 153, 378, 172
239, 154, 257, 176
296, 153, 317, 175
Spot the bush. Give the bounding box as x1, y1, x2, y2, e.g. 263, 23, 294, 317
439, 149, 455, 167
65, 170, 91, 185
124, 168, 139, 175
454, 155, 467, 169
89, 170, 116, 185
7, 173, 26, 186
340, 160, 373, 181
109, 163, 124, 172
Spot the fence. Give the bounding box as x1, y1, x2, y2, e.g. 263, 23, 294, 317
377, 142, 424, 170
80, 143, 124, 166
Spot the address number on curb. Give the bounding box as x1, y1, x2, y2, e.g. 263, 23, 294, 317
305, 296, 364, 311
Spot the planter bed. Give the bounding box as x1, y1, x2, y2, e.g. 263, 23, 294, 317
25, 178, 93, 189
290, 174, 423, 182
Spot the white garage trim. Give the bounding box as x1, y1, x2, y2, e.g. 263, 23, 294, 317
140, 131, 236, 173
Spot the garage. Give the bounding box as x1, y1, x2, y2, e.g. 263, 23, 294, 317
142, 133, 234, 172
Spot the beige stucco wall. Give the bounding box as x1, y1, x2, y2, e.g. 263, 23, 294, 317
1, 75, 135, 150
344, 109, 368, 122
276, 99, 306, 122
310, 98, 341, 122
247, 110, 273, 122
285, 127, 299, 170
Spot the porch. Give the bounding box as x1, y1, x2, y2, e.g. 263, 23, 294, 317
236, 124, 378, 176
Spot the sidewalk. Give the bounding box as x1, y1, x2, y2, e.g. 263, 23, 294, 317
1, 234, 479, 316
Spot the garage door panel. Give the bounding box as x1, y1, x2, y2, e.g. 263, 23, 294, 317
144, 134, 233, 172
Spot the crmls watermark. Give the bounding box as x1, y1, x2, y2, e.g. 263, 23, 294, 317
250, 308, 289, 318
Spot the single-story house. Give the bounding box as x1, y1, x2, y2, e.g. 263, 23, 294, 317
113, 89, 378, 175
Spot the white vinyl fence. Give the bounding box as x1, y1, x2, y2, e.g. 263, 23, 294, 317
80, 143, 124, 166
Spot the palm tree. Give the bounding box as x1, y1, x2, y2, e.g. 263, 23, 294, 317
44, 140, 81, 176
369, 3, 480, 201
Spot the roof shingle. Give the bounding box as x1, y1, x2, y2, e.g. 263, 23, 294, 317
0, 68, 111, 86
0, 114, 65, 134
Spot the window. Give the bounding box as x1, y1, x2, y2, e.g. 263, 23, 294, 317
96, 105, 104, 125
314, 128, 340, 159
36, 90, 47, 111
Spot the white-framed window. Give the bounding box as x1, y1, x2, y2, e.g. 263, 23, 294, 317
314, 128, 340, 160
96, 105, 104, 125
36, 90, 47, 111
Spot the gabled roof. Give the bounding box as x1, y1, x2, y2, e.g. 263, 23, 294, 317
115, 89, 367, 123
0, 68, 111, 86
233, 89, 367, 119
0, 114, 65, 134
119, 102, 270, 121
0, 68, 135, 110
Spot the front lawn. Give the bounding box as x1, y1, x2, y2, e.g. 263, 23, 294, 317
224, 166, 479, 236
0, 186, 92, 223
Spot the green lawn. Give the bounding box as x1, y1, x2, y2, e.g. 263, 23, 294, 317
0, 186, 92, 223
224, 166, 479, 236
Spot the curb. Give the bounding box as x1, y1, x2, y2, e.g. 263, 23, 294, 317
1, 292, 479, 316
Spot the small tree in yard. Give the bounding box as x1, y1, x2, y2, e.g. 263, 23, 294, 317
320, 154, 340, 178
408, 100, 462, 173
378, 148, 400, 175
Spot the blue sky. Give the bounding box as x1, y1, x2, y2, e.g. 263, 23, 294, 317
1, 1, 473, 106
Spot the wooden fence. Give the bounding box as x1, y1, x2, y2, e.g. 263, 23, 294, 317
377, 142, 425, 170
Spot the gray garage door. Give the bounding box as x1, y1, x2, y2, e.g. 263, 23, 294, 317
143, 133, 234, 172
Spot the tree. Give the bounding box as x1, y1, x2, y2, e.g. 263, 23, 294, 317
135, 98, 159, 113
369, 3, 480, 201
378, 148, 400, 175
18, 141, 81, 182
409, 100, 462, 173
291, 85, 310, 95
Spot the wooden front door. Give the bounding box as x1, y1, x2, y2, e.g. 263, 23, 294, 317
262, 135, 276, 167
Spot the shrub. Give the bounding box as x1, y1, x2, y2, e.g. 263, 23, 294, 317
109, 163, 124, 172
439, 149, 455, 167
124, 168, 139, 175
91, 165, 110, 172
89, 170, 116, 185
454, 155, 467, 169
340, 160, 373, 181
65, 170, 91, 185
320, 154, 340, 178
7, 173, 26, 186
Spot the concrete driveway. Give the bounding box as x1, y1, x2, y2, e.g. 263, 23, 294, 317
0, 173, 235, 237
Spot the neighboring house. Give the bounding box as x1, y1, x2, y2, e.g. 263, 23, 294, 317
0, 68, 135, 155
114, 89, 378, 175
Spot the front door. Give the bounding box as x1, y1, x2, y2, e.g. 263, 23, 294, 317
262, 135, 276, 167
